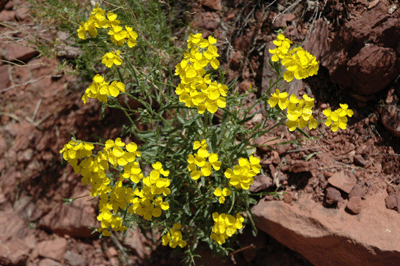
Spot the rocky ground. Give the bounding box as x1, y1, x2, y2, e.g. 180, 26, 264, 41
1, 0, 400, 265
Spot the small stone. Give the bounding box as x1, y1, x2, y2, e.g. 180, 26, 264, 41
381, 105, 400, 137
230, 50, 244, 68
0, 10, 15, 21
349, 185, 366, 198
202, 0, 222, 11
249, 174, 273, 193
347, 196, 362, 214
271, 150, 281, 164
283, 192, 294, 204
64, 251, 86, 266
36, 238, 68, 262
328, 170, 357, 194
325, 187, 343, 205
287, 160, 316, 173
239, 80, 252, 92
354, 154, 367, 167
385, 195, 397, 210
6, 42, 39, 62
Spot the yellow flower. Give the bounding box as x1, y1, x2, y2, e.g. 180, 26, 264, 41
268, 89, 289, 110
214, 187, 231, 204
102, 50, 123, 68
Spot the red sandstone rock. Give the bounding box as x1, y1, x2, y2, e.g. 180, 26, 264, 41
230, 50, 244, 68
0, 10, 15, 21
34, 238, 68, 263
0, 208, 36, 265
6, 42, 39, 62
284, 160, 316, 173
347, 196, 362, 214
202, 0, 221, 11
123, 227, 154, 260
39, 191, 99, 238
0, 65, 10, 91
385, 195, 397, 210
347, 45, 399, 95
381, 105, 400, 137
349, 185, 366, 198
252, 191, 400, 266
195, 12, 220, 30
250, 174, 273, 193
239, 80, 251, 92
306, 2, 400, 95
325, 187, 343, 205
328, 170, 357, 194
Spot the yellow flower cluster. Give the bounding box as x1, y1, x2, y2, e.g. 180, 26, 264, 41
187, 139, 221, 180
213, 187, 231, 204
323, 103, 354, 132
224, 156, 261, 190
268, 89, 318, 131
185, 139, 260, 245
60, 138, 171, 236
102, 50, 123, 68
162, 223, 187, 248
175, 33, 227, 114
128, 162, 171, 221
77, 5, 138, 69
210, 212, 244, 245
77, 4, 138, 48
82, 74, 125, 104
268, 89, 353, 132
269, 33, 319, 82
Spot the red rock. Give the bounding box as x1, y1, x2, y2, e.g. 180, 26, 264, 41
4, 0, 13, 10
0, 65, 10, 92
253, 135, 280, 151
349, 185, 366, 198
239, 80, 251, 92
381, 105, 400, 137
64, 250, 86, 266
202, 0, 222, 11
195, 12, 220, 30
34, 238, 68, 263
347, 196, 362, 214
249, 174, 273, 193
347, 45, 399, 95
106, 247, 118, 258
39, 192, 99, 238
39, 258, 63, 266
307, 2, 400, 95
285, 160, 316, 173
123, 227, 153, 260
325, 187, 343, 205
230, 50, 243, 68
0, 208, 36, 265
15, 7, 30, 21
11, 120, 36, 151
271, 150, 280, 164
385, 195, 397, 210
328, 170, 357, 194
0, 10, 15, 21
303, 19, 330, 62
6, 42, 39, 62
354, 154, 368, 167
252, 191, 400, 266
283, 192, 294, 204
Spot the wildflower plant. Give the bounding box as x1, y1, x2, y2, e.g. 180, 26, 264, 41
57, 3, 353, 264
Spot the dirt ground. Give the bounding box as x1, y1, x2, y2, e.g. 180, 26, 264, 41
1, 0, 400, 265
